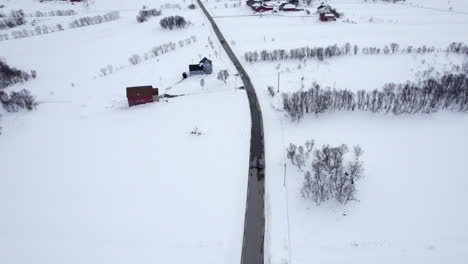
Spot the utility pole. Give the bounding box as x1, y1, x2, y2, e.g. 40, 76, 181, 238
234, 74, 237, 92
277, 72, 281, 93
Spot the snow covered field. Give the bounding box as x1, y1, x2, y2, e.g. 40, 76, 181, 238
206, 0, 468, 264
0, 1, 250, 263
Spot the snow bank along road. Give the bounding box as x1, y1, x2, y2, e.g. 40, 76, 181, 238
197, 1, 266, 264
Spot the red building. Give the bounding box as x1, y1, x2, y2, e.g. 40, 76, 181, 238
320, 13, 336, 22
126, 86, 159, 107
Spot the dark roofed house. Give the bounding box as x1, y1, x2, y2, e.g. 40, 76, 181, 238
189, 57, 213, 76
200, 57, 213, 74
126, 85, 159, 107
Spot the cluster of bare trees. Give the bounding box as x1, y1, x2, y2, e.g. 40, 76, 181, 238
0, 9, 26, 30
160, 16, 187, 30
282, 73, 468, 120
244, 42, 468, 63
69, 11, 120, 28
100, 36, 197, 77
136, 8, 162, 23
34, 9, 76, 17
0, 89, 38, 112
128, 36, 197, 64
287, 140, 364, 205
0, 59, 35, 89
160, 3, 182, 10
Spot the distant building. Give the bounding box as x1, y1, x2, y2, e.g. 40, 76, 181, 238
320, 13, 336, 22
281, 4, 301, 11
189, 57, 213, 76
126, 85, 159, 107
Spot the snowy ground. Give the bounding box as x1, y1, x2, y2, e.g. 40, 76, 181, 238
206, 0, 468, 264
0, 1, 250, 264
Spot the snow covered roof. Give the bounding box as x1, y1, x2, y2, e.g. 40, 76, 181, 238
283, 4, 296, 9
324, 13, 335, 17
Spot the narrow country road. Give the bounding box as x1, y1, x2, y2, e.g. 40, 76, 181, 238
196, 1, 266, 264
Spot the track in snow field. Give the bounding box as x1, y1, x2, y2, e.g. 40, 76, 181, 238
196, 1, 266, 264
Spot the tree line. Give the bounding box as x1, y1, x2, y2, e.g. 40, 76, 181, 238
244, 42, 468, 63
34, 9, 76, 17
99, 36, 197, 77
6, 24, 64, 40
282, 73, 468, 120
69, 11, 120, 29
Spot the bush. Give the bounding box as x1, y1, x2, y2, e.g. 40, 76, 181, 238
129, 54, 142, 65
136, 8, 162, 23
188, 4, 196, 9
160, 16, 187, 30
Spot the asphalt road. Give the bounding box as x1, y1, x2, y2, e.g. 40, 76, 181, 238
196, 1, 266, 264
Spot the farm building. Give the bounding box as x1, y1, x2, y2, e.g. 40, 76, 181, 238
317, 3, 341, 20
320, 13, 336, 21
189, 57, 213, 76
200, 57, 213, 74
126, 85, 159, 107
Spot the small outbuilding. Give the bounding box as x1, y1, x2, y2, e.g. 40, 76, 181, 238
126, 85, 159, 107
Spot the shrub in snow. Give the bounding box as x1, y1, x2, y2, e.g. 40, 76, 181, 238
128, 54, 142, 65
282, 73, 468, 120
188, 4, 196, 9
267, 86, 275, 97
160, 16, 187, 30
287, 140, 364, 205
200, 78, 205, 89
217, 70, 229, 83
190, 127, 203, 136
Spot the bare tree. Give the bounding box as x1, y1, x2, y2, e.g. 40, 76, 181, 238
200, 78, 205, 89
217, 70, 229, 83
129, 54, 142, 65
